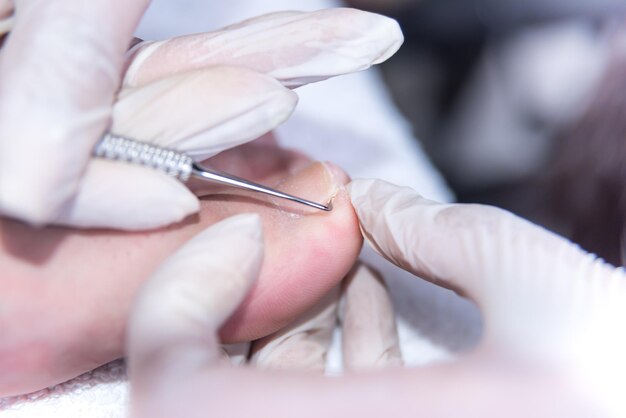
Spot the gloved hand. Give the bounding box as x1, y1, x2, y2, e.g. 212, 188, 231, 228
128, 214, 402, 417
0, 6, 402, 229
127, 180, 626, 418
348, 179, 626, 416
0, 0, 154, 225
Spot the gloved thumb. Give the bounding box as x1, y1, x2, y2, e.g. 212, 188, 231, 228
127, 214, 264, 401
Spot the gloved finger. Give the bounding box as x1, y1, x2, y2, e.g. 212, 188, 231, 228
127, 214, 263, 397
124, 8, 403, 89
340, 263, 402, 371
249, 286, 340, 372
0, 0, 149, 225
350, 179, 579, 304
52, 160, 198, 230
54, 68, 296, 230
114, 67, 297, 161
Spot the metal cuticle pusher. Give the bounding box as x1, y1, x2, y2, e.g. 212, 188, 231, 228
93, 133, 332, 212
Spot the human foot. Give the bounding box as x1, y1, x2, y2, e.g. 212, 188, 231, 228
0, 140, 362, 396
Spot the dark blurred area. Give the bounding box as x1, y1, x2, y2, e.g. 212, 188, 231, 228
346, 0, 626, 267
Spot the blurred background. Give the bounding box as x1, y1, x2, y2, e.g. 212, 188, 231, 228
345, 0, 626, 267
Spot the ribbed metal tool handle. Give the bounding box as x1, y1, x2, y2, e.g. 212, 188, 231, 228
94, 133, 194, 182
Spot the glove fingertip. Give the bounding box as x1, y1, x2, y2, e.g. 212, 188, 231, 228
0, 183, 61, 227
367, 12, 404, 65
55, 161, 200, 230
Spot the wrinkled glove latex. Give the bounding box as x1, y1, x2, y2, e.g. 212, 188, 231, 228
0, 5, 402, 229
128, 180, 626, 418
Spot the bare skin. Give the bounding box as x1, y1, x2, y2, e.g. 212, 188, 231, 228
0, 138, 362, 396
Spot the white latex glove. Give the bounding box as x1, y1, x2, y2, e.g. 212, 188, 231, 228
0, 7, 402, 230
127, 180, 626, 418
